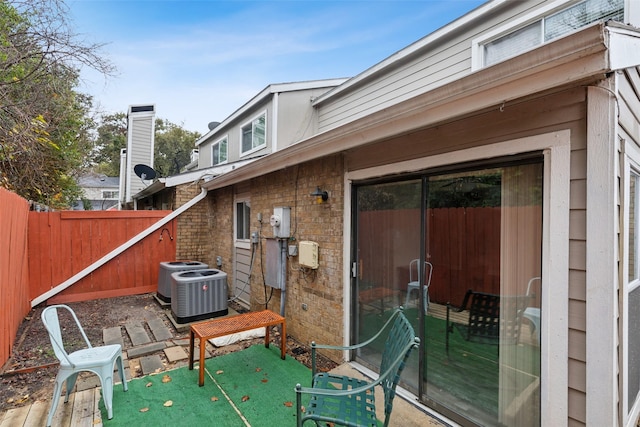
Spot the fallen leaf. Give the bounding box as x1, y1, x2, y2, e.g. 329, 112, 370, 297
284, 401, 293, 407
242, 395, 250, 402
162, 374, 172, 383
140, 407, 149, 412
301, 406, 306, 413
255, 367, 262, 372
216, 370, 224, 375
163, 400, 173, 407
93, 419, 101, 425
261, 378, 268, 383
145, 382, 153, 388
211, 396, 219, 402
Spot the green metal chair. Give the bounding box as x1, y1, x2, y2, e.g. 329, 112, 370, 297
295, 307, 419, 427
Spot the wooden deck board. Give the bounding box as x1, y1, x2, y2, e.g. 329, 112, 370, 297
22, 400, 48, 427
0, 387, 104, 427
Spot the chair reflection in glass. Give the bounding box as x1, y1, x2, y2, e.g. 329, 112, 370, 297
523, 277, 541, 344
404, 259, 433, 314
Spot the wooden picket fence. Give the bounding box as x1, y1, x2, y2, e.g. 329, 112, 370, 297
0, 188, 30, 367
0, 188, 176, 368
358, 207, 502, 305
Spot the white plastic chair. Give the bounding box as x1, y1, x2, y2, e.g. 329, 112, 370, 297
523, 277, 541, 343
41, 304, 127, 427
404, 259, 433, 314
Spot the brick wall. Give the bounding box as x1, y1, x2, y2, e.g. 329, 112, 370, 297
248, 155, 345, 360
175, 155, 345, 362
175, 184, 215, 267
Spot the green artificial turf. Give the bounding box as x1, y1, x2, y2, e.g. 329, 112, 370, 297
100, 345, 311, 426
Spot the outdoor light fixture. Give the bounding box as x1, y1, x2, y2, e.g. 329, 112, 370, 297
311, 187, 329, 204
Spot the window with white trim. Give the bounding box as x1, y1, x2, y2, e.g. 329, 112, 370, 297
483, 0, 624, 67
240, 112, 266, 155
628, 165, 640, 410
235, 200, 251, 241
212, 136, 228, 166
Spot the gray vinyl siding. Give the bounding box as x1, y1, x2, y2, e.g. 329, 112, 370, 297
344, 84, 590, 425
276, 88, 328, 148
316, 0, 552, 133
198, 86, 338, 169
198, 101, 272, 169
129, 116, 154, 197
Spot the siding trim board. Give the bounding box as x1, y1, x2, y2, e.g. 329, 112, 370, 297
586, 82, 619, 426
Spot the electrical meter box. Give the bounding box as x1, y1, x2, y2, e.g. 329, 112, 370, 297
270, 207, 290, 238
299, 241, 319, 269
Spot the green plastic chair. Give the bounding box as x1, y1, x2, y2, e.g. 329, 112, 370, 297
41, 304, 128, 427
295, 307, 419, 427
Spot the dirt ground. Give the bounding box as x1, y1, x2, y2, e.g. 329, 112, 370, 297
0, 293, 337, 412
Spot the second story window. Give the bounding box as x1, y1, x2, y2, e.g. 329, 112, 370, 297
212, 136, 228, 165
482, 0, 624, 67
241, 112, 266, 155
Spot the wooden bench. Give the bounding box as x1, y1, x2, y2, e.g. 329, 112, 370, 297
188, 310, 286, 386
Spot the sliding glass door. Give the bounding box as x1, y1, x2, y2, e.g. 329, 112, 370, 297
352, 159, 542, 426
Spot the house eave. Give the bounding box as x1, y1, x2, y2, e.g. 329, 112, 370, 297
202, 22, 639, 192
195, 78, 349, 147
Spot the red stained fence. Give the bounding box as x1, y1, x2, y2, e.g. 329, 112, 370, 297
28, 210, 176, 304
358, 207, 502, 305
0, 189, 177, 368
0, 188, 31, 367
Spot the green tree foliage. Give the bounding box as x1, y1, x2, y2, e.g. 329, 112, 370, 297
0, 0, 113, 208
92, 115, 201, 178
92, 112, 127, 177
153, 119, 201, 177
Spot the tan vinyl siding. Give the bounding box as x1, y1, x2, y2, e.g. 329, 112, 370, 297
317, 0, 547, 132
233, 247, 251, 305
618, 66, 640, 425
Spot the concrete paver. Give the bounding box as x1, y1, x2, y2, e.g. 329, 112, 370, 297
127, 342, 167, 359
148, 317, 173, 342
139, 355, 164, 375
164, 346, 188, 362
124, 322, 151, 346
103, 327, 123, 347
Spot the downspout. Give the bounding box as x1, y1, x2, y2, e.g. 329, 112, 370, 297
31, 187, 208, 307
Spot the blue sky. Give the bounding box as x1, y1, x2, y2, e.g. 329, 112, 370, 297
67, 0, 486, 133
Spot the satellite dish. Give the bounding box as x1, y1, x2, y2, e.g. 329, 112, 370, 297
134, 164, 157, 184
